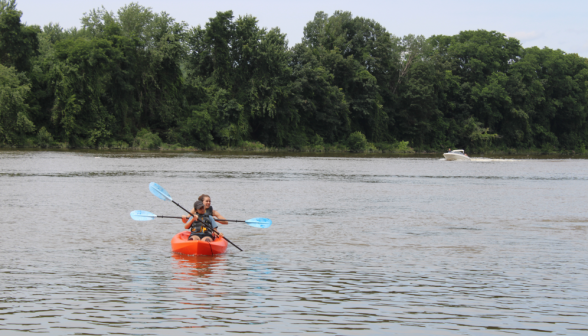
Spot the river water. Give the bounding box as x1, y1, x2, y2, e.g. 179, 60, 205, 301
0, 150, 587, 335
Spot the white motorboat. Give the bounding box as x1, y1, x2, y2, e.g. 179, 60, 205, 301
443, 149, 471, 161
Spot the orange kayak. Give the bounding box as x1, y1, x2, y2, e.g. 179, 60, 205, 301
171, 231, 228, 256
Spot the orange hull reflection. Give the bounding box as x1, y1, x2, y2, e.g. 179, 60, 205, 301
171, 253, 227, 276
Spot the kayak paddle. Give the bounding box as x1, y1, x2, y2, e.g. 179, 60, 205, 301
149, 182, 193, 215
148, 182, 243, 251
130, 210, 271, 228
222, 217, 272, 228
130, 210, 186, 221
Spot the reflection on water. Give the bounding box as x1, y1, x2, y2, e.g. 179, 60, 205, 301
172, 254, 227, 279
1, 150, 587, 335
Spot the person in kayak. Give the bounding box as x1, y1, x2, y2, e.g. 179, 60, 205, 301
183, 194, 228, 225
199, 194, 228, 224
184, 200, 222, 242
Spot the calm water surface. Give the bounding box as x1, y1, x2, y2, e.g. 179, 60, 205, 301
1, 151, 587, 335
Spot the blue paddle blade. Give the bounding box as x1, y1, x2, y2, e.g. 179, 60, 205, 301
130, 210, 157, 221
149, 182, 172, 201
245, 217, 272, 228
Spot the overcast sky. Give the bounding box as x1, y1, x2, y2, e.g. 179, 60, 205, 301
16, 0, 588, 57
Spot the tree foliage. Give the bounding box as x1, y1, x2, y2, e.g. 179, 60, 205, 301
0, 0, 40, 72
0, 63, 34, 143
1, 1, 588, 153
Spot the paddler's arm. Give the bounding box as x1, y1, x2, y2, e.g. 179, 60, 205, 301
212, 210, 228, 225
183, 213, 196, 229
212, 228, 224, 238
181, 209, 196, 223
181, 208, 195, 220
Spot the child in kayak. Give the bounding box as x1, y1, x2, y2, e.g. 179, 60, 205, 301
183, 200, 223, 241
183, 194, 228, 225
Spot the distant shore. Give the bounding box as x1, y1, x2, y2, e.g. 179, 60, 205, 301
1, 145, 586, 159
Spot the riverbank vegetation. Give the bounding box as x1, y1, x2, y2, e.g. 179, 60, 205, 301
1, 0, 587, 154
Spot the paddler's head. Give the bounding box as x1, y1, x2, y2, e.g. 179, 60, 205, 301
194, 200, 206, 214
198, 194, 211, 209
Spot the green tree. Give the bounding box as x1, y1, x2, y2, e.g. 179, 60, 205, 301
0, 64, 35, 143
427, 30, 521, 150
5, 3, 588, 153
50, 37, 121, 146
347, 131, 368, 152
509, 47, 588, 150
185, 11, 296, 147
299, 11, 400, 142
38, 3, 187, 147
0, 0, 40, 72
290, 43, 349, 143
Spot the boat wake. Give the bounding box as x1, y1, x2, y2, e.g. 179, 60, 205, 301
471, 158, 519, 162
439, 158, 519, 162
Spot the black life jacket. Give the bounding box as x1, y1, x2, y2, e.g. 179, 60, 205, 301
205, 206, 213, 216
190, 210, 218, 234
190, 213, 212, 234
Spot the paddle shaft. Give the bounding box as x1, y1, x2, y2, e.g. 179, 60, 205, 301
163, 217, 248, 223
172, 200, 192, 216
153, 215, 247, 223
174, 202, 243, 252
193, 218, 243, 252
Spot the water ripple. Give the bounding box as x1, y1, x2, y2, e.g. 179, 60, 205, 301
0, 151, 587, 334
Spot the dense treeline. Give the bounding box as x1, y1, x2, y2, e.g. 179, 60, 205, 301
1, 0, 588, 153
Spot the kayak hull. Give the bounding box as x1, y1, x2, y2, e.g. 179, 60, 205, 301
171, 231, 228, 256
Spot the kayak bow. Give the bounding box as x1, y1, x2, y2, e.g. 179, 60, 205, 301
171, 231, 228, 256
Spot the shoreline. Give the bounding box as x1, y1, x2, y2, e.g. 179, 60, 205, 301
1, 146, 586, 159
